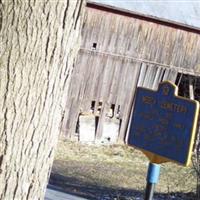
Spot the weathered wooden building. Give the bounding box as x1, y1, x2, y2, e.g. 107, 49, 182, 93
61, 1, 200, 144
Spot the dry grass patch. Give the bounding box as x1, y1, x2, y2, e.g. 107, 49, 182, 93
52, 139, 196, 198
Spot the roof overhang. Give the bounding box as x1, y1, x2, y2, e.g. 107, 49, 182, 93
87, 1, 200, 35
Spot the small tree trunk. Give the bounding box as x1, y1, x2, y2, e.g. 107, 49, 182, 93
195, 124, 200, 200
0, 0, 85, 199
189, 77, 200, 199
189, 77, 195, 100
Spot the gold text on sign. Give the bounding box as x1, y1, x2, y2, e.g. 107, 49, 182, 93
142, 96, 156, 105
160, 102, 187, 113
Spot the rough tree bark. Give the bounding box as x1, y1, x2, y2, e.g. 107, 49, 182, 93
0, 0, 85, 199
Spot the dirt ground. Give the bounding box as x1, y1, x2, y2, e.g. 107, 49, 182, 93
50, 140, 197, 200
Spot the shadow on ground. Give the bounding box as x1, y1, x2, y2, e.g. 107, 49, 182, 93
49, 173, 196, 200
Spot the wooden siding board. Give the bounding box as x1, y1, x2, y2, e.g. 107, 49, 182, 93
62, 6, 200, 142
118, 62, 142, 140
83, 8, 200, 69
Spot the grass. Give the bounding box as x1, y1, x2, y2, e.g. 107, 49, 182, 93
51, 139, 197, 199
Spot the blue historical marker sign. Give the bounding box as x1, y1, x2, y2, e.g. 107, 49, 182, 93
128, 81, 199, 166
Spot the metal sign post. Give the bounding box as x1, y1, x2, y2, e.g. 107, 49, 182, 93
145, 163, 160, 200
128, 81, 199, 200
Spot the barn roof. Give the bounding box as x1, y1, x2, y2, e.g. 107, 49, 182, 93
88, 0, 200, 31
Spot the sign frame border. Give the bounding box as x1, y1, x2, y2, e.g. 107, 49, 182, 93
128, 81, 199, 166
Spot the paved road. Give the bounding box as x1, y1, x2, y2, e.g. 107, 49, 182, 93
45, 185, 88, 200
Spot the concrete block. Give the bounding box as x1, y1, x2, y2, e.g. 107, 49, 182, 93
79, 115, 95, 143
101, 117, 120, 144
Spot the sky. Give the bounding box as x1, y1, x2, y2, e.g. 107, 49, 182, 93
91, 0, 200, 28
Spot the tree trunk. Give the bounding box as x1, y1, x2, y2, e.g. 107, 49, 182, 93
0, 0, 85, 199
